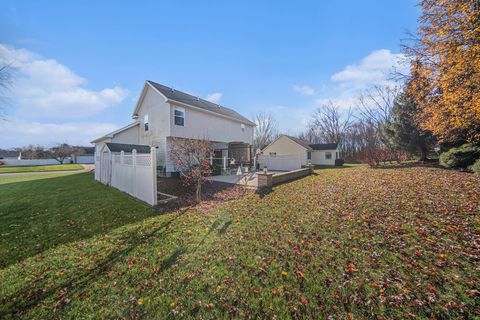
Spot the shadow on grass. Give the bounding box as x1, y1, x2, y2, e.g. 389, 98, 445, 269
0, 172, 156, 268
0, 214, 181, 318
1, 191, 239, 317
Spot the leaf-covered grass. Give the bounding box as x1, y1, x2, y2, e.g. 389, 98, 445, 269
0, 164, 83, 174
1, 166, 479, 319
0, 172, 154, 268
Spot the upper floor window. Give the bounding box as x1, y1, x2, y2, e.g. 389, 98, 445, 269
144, 114, 149, 131
174, 107, 185, 126
269, 152, 277, 157
325, 151, 332, 160
241, 123, 245, 132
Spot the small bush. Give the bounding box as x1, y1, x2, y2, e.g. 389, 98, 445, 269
0, 160, 4, 166
335, 158, 345, 166
439, 144, 480, 169
469, 159, 480, 175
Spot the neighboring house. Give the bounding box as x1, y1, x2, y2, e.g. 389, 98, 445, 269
0, 150, 21, 161
71, 146, 95, 164
92, 80, 255, 176
262, 135, 340, 166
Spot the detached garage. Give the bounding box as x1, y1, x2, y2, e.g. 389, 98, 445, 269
260, 135, 340, 169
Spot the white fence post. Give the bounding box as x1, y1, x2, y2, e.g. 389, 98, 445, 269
151, 147, 157, 206
132, 149, 137, 198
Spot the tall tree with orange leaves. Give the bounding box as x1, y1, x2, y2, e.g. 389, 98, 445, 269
405, 0, 480, 144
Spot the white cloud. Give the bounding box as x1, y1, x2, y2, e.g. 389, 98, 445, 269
330, 49, 405, 89
293, 85, 315, 96
1, 118, 120, 147
315, 97, 359, 109
205, 92, 222, 104
0, 44, 128, 118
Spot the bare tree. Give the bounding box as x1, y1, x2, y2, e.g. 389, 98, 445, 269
253, 112, 278, 151
21, 145, 48, 159
310, 101, 353, 146
358, 85, 400, 130
169, 137, 214, 202
48, 143, 77, 164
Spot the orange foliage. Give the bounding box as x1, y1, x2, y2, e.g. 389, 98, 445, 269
407, 0, 480, 143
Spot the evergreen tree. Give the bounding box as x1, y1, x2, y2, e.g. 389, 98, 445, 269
384, 90, 435, 161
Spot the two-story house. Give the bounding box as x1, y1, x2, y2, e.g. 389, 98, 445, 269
92, 80, 255, 176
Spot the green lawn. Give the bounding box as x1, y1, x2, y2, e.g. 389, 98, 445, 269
0, 167, 478, 319
0, 172, 154, 268
0, 164, 83, 174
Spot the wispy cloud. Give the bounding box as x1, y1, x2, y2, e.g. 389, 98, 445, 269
293, 85, 315, 96
330, 49, 405, 89
205, 92, 222, 103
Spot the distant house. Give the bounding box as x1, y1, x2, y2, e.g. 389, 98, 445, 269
71, 146, 95, 164
0, 150, 21, 161
262, 135, 340, 166
92, 80, 255, 176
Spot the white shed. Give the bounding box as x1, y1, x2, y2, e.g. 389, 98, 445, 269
261, 135, 340, 168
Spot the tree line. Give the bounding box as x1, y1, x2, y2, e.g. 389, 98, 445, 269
3, 144, 86, 164
254, 0, 479, 167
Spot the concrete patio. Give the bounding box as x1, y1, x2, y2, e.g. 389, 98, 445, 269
211, 172, 259, 188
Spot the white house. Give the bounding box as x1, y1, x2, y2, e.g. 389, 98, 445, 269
92, 80, 255, 176
261, 135, 340, 167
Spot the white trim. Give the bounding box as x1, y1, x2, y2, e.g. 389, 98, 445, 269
173, 106, 185, 127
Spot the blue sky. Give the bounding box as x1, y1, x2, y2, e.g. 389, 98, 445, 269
0, 1, 419, 148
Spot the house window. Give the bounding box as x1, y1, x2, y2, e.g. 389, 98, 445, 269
336, 152, 339, 159
269, 152, 277, 157
174, 107, 185, 126
325, 151, 332, 160
307, 151, 312, 160
241, 123, 245, 132
144, 114, 149, 131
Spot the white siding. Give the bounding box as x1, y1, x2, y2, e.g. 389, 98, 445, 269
262, 136, 308, 165
311, 150, 337, 165
112, 125, 139, 144
137, 86, 171, 146
169, 103, 254, 144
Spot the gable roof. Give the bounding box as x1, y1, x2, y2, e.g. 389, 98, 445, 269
310, 143, 338, 150
105, 143, 151, 153
91, 122, 139, 144
0, 150, 20, 158
284, 135, 313, 150
262, 135, 338, 152
143, 81, 255, 126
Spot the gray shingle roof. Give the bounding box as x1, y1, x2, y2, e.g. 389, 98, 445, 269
284, 135, 313, 150
282, 136, 338, 151
147, 81, 255, 126
105, 143, 151, 154
309, 143, 338, 150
